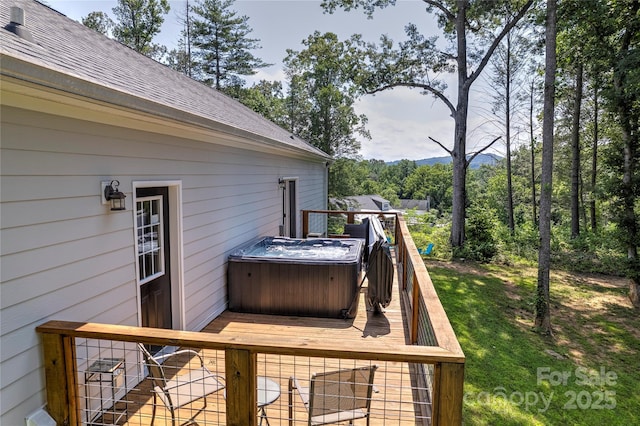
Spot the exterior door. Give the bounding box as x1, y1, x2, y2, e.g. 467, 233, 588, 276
136, 187, 172, 330
282, 178, 297, 238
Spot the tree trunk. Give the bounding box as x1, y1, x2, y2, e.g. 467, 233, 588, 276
570, 61, 583, 238
621, 123, 638, 261
535, 0, 556, 335
613, 0, 639, 262
451, 105, 469, 248
630, 279, 640, 309
590, 84, 598, 231
530, 79, 538, 227
506, 33, 515, 234
580, 174, 588, 230
215, 30, 221, 90
609, 1, 639, 306
450, 2, 470, 249
186, 0, 192, 77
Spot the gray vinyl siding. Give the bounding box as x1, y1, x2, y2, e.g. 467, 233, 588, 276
0, 105, 327, 424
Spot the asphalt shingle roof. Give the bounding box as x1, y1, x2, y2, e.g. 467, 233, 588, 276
0, 0, 329, 159
331, 195, 393, 212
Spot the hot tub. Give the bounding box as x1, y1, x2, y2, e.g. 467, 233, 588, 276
227, 237, 364, 318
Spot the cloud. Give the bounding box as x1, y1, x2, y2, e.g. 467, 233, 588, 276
248, 67, 287, 84
355, 89, 455, 161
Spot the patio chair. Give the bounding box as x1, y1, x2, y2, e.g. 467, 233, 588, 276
418, 243, 434, 255
138, 343, 225, 426
288, 365, 378, 425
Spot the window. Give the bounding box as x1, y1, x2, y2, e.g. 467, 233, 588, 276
136, 196, 164, 284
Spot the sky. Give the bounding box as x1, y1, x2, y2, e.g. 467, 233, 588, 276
46, 0, 502, 162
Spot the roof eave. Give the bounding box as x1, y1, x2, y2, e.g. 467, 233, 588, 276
1, 53, 332, 162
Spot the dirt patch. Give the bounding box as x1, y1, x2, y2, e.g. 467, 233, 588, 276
554, 270, 629, 288
426, 260, 639, 363
424, 260, 488, 276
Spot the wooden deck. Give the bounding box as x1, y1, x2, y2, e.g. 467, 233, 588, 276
38, 213, 462, 426
204, 269, 410, 347
103, 253, 433, 425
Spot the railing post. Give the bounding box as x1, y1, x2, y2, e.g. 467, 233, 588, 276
394, 213, 400, 246
432, 362, 464, 425
402, 240, 408, 290
225, 348, 258, 426
41, 333, 78, 426
411, 270, 420, 344
302, 210, 309, 237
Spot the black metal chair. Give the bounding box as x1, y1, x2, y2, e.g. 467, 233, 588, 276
138, 344, 225, 426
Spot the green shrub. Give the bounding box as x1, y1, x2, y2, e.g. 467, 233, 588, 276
549, 224, 630, 276
327, 214, 346, 235
493, 221, 539, 266
456, 207, 498, 262
406, 211, 452, 259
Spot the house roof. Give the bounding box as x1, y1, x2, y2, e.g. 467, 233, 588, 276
330, 195, 395, 212
400, 199, 430, 210
0, 0, 330, 160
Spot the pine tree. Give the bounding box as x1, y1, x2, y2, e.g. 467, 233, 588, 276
191, 0, 269, 92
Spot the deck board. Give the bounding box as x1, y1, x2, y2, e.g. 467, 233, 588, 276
107, 252, 432, 425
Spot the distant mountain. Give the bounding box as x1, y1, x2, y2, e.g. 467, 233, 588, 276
386, 153, 503, 169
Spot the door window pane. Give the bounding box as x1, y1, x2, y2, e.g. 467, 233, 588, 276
136, 197, 164, 284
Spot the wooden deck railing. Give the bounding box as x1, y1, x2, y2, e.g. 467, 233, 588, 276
302, 209, 465, 424
36, 210, 464, 425
36, 319, 463, 425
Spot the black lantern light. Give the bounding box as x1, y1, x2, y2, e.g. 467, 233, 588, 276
104, 180, 126, 211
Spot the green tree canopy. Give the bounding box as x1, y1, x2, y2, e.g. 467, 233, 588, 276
403, 163, 453, 212
284, 31, 369, 158
112, 0, 170, 58
236, 80, 288, 128
378, 159, 416, 197
81, 11, 114, 36
328, 158, 369, 197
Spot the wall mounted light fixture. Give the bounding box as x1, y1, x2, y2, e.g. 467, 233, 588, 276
103, 180, 126, 211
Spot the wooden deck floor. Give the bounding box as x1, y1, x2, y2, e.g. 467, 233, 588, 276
103, 254, 432, 425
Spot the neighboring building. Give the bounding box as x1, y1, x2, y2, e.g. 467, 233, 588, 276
400, 198, 431, 212
331, 195, 394, 213
0, 1, 330, 423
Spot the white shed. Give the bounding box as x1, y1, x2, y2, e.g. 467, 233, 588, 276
0, 1, 331, 423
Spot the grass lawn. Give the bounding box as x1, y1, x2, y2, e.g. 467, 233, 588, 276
426, 261, 639, 426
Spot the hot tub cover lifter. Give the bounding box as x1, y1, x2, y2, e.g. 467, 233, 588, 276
342, 216, 393, 318
366, 217, 394, 312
